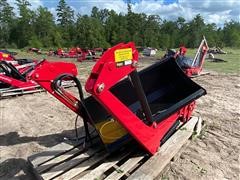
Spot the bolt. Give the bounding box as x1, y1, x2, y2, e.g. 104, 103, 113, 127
152, 122, 157, 129
35, 73, 39, 79
74, 102, 78, 107
97, 83, 105, 93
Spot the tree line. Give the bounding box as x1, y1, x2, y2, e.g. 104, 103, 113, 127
0, 0, 239, 49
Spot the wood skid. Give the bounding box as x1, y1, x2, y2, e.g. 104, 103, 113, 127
28, 116, 202, 180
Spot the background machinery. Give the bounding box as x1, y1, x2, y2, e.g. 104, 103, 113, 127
165, 37, 209, 77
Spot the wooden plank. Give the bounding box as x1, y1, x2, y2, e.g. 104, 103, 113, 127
195, 116, 202, 136
37, 147, 85, 173
41, 147, 102, 180
81, 151, 132, 179
28, 142, 76, 168
170, 140, 191, 162
128, 116, 199, 180
105, 155, 145, 180
56, 150, 109, 180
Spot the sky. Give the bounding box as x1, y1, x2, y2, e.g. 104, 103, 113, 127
7, 0, 240, 27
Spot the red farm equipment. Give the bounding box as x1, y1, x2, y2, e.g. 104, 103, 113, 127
0, 49, 17, 56
0, 51, 14, 61
29, 42, 206, 155
0, 51, 38, 73
47, 48, 66, 57
0, 60, 39, 97
77, 48, 103, 62
0, 59, 75, 98
30, 43, 206, 155
27, 47, 42, 54
47, 47, 103, 61
57, 48, 65, 56
60, 47, 82, 58
165, 36, 209, 77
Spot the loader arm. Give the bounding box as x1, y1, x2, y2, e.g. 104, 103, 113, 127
29, 60, 80, 114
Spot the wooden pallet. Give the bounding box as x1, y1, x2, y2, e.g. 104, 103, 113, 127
28, 116, 202, 180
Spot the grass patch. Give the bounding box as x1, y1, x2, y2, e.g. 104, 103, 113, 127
188, 47, 240, 74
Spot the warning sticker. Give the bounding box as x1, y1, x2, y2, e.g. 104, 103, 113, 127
114, 48, 133, 63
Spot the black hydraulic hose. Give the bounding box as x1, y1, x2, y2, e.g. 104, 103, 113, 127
52, 74, 95, 145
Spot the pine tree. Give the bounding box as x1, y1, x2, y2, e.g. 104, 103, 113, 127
56, 0, 74, 46
13, 0, 34, 48
56, 0, 74, 27
0, 0, 15, 47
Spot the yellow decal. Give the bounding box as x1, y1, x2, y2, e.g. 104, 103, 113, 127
2, 53, 9, 58
114, 48, 132, 62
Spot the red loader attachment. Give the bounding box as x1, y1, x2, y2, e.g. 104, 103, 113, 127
0, 50, 38, 72
30, 42, 206, 155
0, 60, 74, 98
77, 48, 103, 62
0, 51, 14, 61
0, 61, 38, 96
184, 36, 209, 76
165, 37, 209, 77
60, 47, 82, 58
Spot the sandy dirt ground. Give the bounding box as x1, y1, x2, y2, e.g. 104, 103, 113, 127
0, 58, 239, 180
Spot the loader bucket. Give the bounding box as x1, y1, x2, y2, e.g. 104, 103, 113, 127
29, 42, 206, 155
84, 56, 206, 153
111, 57, 205, 120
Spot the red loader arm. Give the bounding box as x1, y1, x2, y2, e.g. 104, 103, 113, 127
29, 60, 79, 114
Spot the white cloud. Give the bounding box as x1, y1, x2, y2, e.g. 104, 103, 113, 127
181, 0, 239, 26
30, 0, 44, 9
70, 0, 239, 26
7, 0, 44, 16
74, 0, 127, 15
49, 7, 57, 20
130, 0, 240, 26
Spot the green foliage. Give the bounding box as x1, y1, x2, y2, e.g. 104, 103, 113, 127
12, 0, 35, 48
0, 0, 15, 47
28, 35, 43, 48
0, 0, 239, 49
56, 0, 74, 27
56, 0, 74, 47
33, 6, 56, 47
75, 15, 108, 48
223, 21, 240, 47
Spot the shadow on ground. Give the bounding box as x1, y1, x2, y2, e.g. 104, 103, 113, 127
0, 158, 35, 180
0, 127, 88, 148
